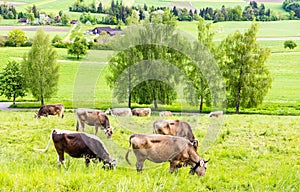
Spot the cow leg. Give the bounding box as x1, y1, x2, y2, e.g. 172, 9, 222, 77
57, 151, 66, 170
76, 121, 80, 131
135, 156, 146, 172
59, 111, 64, 118
77, 121, 85, 132
94, 125, 99, 135
136, 161, 145, 172
76, 120, 84, 132
85, 158, 91, 167
169, 161, 180, 173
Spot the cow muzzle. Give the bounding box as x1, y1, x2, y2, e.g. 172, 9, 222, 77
104, 127, 113, 139
189, 159, 210, 176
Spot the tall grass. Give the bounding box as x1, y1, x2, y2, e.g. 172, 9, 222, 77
0, 111, 299, 191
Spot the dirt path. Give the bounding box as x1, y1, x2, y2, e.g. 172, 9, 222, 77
0, 102, 13, 110
0, 26, 70, 32
0, 102, 36, 111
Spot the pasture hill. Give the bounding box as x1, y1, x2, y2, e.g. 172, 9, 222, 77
0, 0, 299, 191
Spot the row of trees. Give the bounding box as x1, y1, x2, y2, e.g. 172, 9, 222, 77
283, 0, 300, 18
198, 2, 277, 22
0, 3, 17, 19
69, 0, 280, 25
106, 10, 272, 113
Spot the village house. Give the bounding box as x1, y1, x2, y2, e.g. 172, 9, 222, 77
86, 26, 123, 36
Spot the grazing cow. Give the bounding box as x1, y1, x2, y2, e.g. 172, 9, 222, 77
76, 108, 112, 139
131, 108, 151, 117
105, 108, 132, 117
35, 129, 116, 169
34, 104, 64, 118
159, 111, 172, 117
125, 134, 209, 176
153, 120, 198, 149
209, 111, 223, 118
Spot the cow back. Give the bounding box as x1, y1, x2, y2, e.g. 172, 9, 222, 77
76, 109, 103, 126
131, 134, 191, 163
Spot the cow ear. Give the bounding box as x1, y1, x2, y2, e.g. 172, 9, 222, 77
204, 159, 210, 164
192, 139, 198, 148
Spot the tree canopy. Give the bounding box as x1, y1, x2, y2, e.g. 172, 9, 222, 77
7, 29, 28, 47
0, 60, 26, 104
184, 16, 215, 112
106, 10, 183, 108
68, 36, 88, 59
218, 23, 272, 113
21, 29, 59, 106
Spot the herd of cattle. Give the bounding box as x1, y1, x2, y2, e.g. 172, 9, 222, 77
35, 104, 222, 176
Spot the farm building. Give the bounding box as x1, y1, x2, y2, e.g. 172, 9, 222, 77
86, 26, 123, 36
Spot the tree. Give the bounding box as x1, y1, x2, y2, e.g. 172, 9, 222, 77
125, 10, 139, 25
7, 29, 28, 47
219, 23, 272, 113
31, 4, 39, 18
106, 10, 182, 108
60, 13, 70, 25
52, 34, 62, 44
68, 36, 88, 59
0, 60, 26, 104
284, 40, 297, 49
21, 29, 59, 106
184, 16, 215, 112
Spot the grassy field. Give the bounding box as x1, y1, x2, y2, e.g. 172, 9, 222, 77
177, 20, 300, 40
0, 111, 299, 191
1, 19, 300, 114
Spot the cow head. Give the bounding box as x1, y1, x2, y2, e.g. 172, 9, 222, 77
189, 158, 210, 176
34, 113, 40, 118
102, 158, 117, 170
97, 112, 112, 138
104, 127, 113, 139
155, 120, 172, 135
104, 108, 111, 115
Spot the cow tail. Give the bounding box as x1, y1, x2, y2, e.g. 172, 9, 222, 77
125, 135, 134, 165
34, 131, 52, 153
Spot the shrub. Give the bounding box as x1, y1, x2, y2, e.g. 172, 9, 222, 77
284, 40, 297, 49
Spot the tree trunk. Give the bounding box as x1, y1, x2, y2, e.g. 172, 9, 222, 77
13, 94, 16, 105
236, 68, 243, 114
127, 69, 132, 108
77, 55, 80, 60
128, 92, 131, 108
153, 88, 158, 109
199, 95, 203, 113
235, 93, 240, 114
41, 95, 44, 106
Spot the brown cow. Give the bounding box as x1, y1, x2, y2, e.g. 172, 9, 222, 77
76, 108, 112, 139
159, 111, 172, 117
105, 108, 132, 117
35, 129, 116, 169
209, 111, 223, 118
131, 108, 151, 117
125, 134, 209, 176
153, 120, 198, 148
34, 104, 64, 118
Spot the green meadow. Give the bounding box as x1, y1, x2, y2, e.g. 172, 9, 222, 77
0, 1, 300, 191
0, 111, 299, 191
1, 20, 300, 114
